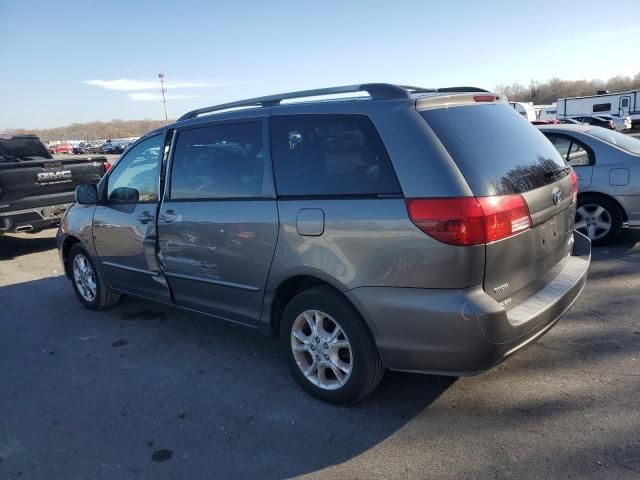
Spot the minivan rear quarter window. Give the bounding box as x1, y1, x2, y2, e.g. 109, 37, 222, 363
270, 114, 402, 196
420, 105, 568, 195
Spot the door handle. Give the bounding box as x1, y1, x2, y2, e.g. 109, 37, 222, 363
159, 210, 177, 223
137, 211, 155, 224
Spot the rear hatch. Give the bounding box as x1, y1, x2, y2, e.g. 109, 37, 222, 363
0, 137, 107, 211
418, 99, 575, 311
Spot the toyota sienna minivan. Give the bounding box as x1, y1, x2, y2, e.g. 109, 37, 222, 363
58, 84, 591, 404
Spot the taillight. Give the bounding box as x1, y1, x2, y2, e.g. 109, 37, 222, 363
477, 195, 531, 242
406, 195, 531, 246
104, 161, 111, 172
569, 169, 578, 203
608, 120, 614, 129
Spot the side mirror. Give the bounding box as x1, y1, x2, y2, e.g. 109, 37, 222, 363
109, 186, 139, 203
75, 184, 98, 205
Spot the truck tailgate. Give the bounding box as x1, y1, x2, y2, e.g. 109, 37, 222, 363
0, 157, 107, 211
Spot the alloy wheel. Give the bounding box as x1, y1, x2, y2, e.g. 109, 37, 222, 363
290, 310, 353, 391
575, 204, 612, 241
72, 254, 97, 302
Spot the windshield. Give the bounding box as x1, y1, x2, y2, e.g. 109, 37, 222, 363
587, 128, 640, 154
0, 137, 52, 162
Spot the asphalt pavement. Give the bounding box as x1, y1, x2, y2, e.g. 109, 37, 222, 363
0, 229, 639, 480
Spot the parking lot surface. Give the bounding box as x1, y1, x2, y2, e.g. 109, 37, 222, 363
1, 230, 639, 479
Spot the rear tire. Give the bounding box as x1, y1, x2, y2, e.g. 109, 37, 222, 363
575, 195, 623, 246
280, 286, 384, 404
68, 244, 121, 310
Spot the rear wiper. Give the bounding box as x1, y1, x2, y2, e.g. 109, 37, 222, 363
544, 166, 571, 178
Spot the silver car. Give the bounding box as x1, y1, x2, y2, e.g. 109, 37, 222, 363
57, 84, 591, 404
538, 124, 640, 245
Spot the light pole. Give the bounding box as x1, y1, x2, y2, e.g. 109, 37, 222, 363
158, 73, 168, 123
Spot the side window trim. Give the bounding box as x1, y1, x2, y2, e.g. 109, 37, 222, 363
159, 129, 176, 204
166, 117, 275, 202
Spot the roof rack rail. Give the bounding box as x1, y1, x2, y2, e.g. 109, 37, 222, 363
433, 86, 489, 93
177, 83, 411, 121
177, 84, 490, 121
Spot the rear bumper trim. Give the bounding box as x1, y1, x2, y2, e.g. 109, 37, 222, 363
0, 203, 72, 233
507, 254, 589, 325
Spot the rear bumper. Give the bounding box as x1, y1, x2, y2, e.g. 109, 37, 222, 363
346, 231, 591, 375
0, 203, 73, 233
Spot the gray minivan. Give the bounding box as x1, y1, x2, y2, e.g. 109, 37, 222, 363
57, 84, 591, 404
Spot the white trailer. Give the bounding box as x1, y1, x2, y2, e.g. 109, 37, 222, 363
556, 90, 640, 127
508, 101, 537, 121
538, 104, 557, 121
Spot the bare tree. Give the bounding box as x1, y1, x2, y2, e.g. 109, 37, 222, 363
496, 72, 640, 104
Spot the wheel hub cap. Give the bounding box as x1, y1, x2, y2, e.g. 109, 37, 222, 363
72, 254, 97, 302
575, 204, 612, 241
290, 310, 353, 391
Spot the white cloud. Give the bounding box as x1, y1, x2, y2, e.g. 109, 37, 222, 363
128, 92, 200, 101
84, 79, 223, 91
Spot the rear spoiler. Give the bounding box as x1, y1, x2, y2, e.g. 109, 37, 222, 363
416, 92, 507, 111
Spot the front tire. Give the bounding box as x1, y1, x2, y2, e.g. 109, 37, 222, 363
280, 287, 384, 404
68, 244, 121, 310
575, 195, 623, 246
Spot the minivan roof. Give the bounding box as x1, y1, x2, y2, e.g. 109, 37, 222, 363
177, 83, 491, 122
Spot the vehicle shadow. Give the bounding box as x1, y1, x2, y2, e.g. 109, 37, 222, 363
0, 231, 57, 260
590, 228, 640, 263
0, 276, 455, 480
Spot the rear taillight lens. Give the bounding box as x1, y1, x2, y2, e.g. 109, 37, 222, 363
406, 195, 531, 246
104, 161, 111, 172
406, 197, 485, 246
569, 169, 578, 203
477, 195, 531, 242
608, 120, 614, 129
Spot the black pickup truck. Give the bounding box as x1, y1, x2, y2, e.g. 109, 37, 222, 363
0, 134, 111, 234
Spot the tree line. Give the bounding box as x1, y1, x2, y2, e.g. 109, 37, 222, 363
13, 119, 173, 142
496, 72, 640, 105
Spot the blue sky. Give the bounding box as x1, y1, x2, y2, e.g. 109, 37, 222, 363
1, 0, 639, 129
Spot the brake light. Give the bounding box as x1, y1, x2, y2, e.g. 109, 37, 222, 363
569, 169, 578, 202
406, 195, 531, 246
477, 195, 531, 242
473, 95, 497, 103
608, 120, 614, 129
103, 161, 111, 172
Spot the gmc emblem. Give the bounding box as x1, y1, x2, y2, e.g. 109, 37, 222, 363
37, 171, 72, 182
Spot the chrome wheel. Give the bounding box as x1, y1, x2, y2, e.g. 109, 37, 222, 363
73, 254, 97, 302
575, 204, 612, 241
290, 310, 353, 391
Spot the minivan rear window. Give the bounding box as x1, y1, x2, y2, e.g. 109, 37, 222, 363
420, 105, 568, 195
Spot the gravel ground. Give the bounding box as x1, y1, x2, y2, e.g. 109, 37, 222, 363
0, 229, 639, 480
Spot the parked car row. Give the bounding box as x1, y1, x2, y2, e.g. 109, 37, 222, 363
533, 115, 632, 131
48, 138, 139, 156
